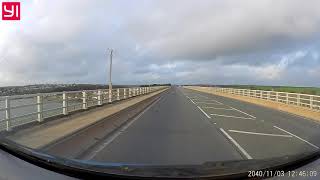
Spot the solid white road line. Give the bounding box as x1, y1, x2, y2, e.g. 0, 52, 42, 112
210, 113, 254, 120
190, 99, 196, 104
273, 126, 319, 149
228, 106, 257, 119
197, 106, 211, 119
220, 128, 253, 159
185, 92, 212, 119
202, 107, 234, 110
228, 129, 292, 138
86, 97, 163, 160
186, 96, 196, 104
196, 102, 222, 105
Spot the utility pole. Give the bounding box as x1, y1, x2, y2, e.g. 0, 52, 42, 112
108, 49, 113, 102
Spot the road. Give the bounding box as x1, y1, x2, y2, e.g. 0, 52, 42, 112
81, 86, 320, 165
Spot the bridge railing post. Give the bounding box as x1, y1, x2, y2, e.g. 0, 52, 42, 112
82, 91, 87, 109
97, 90, 102, 105
286, 93, 289, 104
5, 97, 11, 131
117, 89, 120, 100
297, 94, 301, 106
124, 88, 127, 99
310, 96, 314, 109
129, 88, 132, 97
37, 95, 43, 122
108, 89, 112, 103
62, 92, 68, 115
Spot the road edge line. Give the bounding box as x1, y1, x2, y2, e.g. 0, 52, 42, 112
197, 106, 211, 119
220, 128, 253, 159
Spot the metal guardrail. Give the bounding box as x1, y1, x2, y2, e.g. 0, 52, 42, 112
189, 86, 320, 112
0, 86, 166, 132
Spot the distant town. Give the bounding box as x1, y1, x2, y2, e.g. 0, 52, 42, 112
0, 83, 171, 96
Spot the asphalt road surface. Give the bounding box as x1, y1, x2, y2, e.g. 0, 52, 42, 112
84, 86, 320, 165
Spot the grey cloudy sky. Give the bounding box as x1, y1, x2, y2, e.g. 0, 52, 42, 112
1, 0, 320, 86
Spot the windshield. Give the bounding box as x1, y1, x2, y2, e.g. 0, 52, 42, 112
1, 0, 320, 179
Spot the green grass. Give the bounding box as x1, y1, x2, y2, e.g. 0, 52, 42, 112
219, 85, 320, 95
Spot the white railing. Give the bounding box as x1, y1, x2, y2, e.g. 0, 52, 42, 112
0, 86, 166, 132
189, 86, 320, 112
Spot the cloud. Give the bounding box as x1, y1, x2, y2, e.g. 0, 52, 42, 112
127, 0, 320, 60
0, 0, 320, 87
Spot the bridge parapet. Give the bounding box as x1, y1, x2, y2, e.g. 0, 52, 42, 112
184, 86, 320, 111
0, 86, 166, 132
184, 86, 320, 122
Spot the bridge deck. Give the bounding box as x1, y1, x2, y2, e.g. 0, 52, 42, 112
82, 86, 320, 164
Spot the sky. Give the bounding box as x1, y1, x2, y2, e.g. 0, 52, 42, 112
0, 0, 320, 87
